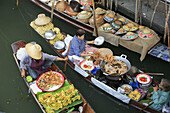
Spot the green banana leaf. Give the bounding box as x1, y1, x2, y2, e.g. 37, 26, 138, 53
37, 80, 83, 113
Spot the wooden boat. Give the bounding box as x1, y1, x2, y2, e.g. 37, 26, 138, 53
30, 0, 96, 33
11, 40, 95, 113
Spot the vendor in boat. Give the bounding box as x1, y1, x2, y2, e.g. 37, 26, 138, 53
20, 43, 67, 79
147, 78, 170, 111
68, 29, 94, 61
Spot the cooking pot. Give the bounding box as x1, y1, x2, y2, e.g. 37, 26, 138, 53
100, 54, 131, 77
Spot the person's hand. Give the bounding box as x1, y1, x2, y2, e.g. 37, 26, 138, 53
153, 85, 159, 92
147, 93, 152, 98
64, 57, 68, 61
21, 70, 25, 77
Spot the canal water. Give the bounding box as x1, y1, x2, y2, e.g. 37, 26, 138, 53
0, 0, 169, 113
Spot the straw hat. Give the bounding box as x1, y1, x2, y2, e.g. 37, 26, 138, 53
95, 7, 106, 15
34, 14, 50, 26
104, 11, 117, 22
110, 20, 122, 30
55, 0, 68, 12
138, 28, 156, 39
66, 6, 78, 16
89, 14, 104, 27
98, 23, 116, 33
118, 17, 128, 25
122, 32, 138, 40
77, 11, 92, 23
123, 23, 138, 31
25, 43, 42, 60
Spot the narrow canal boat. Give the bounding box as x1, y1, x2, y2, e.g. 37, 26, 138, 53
11, 40, 95, 113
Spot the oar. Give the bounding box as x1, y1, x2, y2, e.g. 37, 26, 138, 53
64, 41, 71, 72
140, 102, 154, 112
144, 73, 164, 76
16, 0, 19, 8
92, 0, 99, 37
51, 0, 55, 22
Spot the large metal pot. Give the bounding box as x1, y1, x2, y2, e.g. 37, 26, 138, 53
100, 54, 131, 77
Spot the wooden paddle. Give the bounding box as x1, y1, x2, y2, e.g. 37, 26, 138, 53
51, 0, 55, 22
92, 0, 99, 37
16, 0, 19, 8
64, 41, 71, 72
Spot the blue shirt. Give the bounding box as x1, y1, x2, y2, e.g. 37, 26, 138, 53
150, 89, 170, 111
69, 35, 87, 57
20, 52, 58, 70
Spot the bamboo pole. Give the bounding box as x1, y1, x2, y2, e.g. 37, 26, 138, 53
150, 0, 159, 27
167, 7, 170, 61
16, 0, 18, 8
115, 0, 118, 12
163, 0, 168, 43
135, 0, 139, 23
107, 0, 109, 9
50, 0, 55, 22
64, 41, 71, 72
110, 0, 113, 10
139, 0, 143, 25
92, 0, 99, 37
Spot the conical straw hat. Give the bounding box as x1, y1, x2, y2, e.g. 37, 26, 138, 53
25, 43, 42, 60
34, 14, 50, 26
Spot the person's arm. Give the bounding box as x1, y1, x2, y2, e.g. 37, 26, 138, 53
21, 69, 26, 77
56, 57, 67, 61
86, 40, 94, 44
80, 53, 92, 57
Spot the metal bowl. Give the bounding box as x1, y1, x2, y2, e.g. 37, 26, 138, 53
54, 41, 65, 50
44, 30, 56, 40
100, 54, 131, 76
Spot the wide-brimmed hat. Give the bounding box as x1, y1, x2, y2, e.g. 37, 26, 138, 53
55, 0, 68, 12
104, 11, 117, 22
95, 7, 106, 15
66, 5, 78, 16
123, 23, 138, 31
138, 28, 156, 39
122, 32, 138, 40
25, 43, 42, 60
118, 17, 128, 25
70, 0, 82, 12
34, 14, 51, 26
89, 14, 104, 27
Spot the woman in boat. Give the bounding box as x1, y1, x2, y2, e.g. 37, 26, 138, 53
147, 78, 170, 111
20, 43, 67, 79
68, 29, 94, 61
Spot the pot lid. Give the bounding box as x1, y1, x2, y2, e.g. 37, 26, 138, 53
123, 23, 138, 31
122, 32, 138, 40
95, 7, 106, 15
77, 11, 92, 19
138, 28, 156, 39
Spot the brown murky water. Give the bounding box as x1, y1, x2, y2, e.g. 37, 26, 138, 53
0, 0, 169, 113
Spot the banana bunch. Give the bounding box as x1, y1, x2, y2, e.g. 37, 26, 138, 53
128, 90, 141, 101
30, 21, 54, 35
